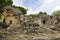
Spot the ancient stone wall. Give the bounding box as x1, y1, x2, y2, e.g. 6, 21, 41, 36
1, 6, 60, 33
1, 6, 60, 40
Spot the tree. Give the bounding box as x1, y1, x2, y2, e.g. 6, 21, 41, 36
6, 0, 13, 6
12, 5, 28, 14
0, 0, 13, 8
52, 10, 60, 15
0, 0, 13, 13
29, 14, 36, 17
39, 11, 47, 15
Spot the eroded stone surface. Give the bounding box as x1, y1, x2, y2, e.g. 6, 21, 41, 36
0, 6, 60, 40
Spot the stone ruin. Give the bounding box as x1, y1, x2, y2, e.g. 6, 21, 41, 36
0, 6, 60, 40
0, 6, 60, 33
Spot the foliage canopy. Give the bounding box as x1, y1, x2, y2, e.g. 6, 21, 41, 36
52, 10, 60, 15
39, 11, 47, 15
12, 6, 28, 14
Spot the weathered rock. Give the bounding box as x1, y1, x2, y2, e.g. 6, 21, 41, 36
1, 6, 60, 40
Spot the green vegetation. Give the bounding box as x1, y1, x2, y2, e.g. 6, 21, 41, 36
12, 5, 28, 14
29, 14, 36, 17
52, 10, 60, 15
39, 11, 47, 15
0, 0, 13, 8
0, 0, 13, 13
6, 0, 13, 6
0, 13, 2, 19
